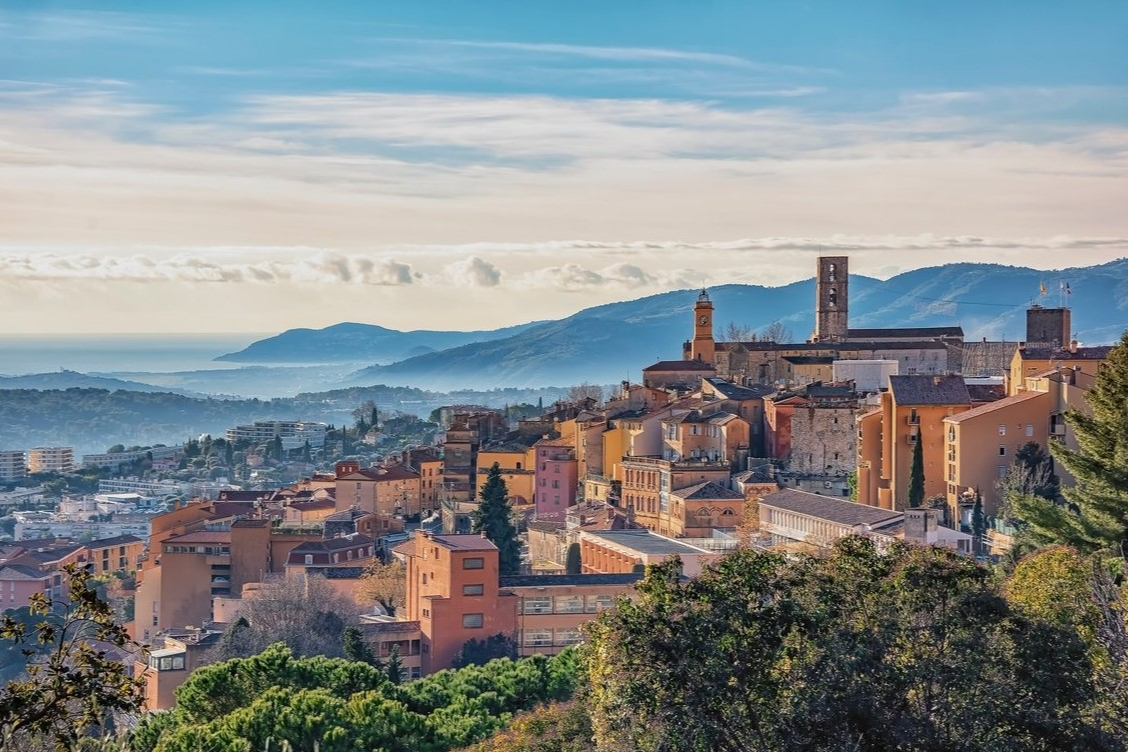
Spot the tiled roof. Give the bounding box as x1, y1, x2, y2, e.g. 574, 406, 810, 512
888, 375, 970, 406
758, 488, 901, 527
1019, 345, 1114, 361
704, 378, 774, 400
431, 534, 499, 551
0, 564, 48, 581
289, 533, 374, 554
643, 360, 716, 372
339, 466, 420, 482
967, 383, 1006, 403
500, 573, 645, 588
847, 326, 964, 339
943, 390, 1046, 424
163, 530, 232, 545
673, 481, 744, 501
288, 499, 336, 511
84, 534, 142, 548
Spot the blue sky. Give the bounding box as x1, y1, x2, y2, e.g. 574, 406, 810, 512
0, 1, 1124, 332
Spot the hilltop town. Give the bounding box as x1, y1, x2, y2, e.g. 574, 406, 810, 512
0, 256, 1123, 749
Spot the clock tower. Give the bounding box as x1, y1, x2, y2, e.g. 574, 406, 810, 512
690, 289, 715, 363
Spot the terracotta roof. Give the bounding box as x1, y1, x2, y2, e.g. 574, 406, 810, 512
673, 481, 744, 501
643, 360, 716, 372
888, 375, 970, 406
758, 489, 901, 527
943, 390, 1046, 424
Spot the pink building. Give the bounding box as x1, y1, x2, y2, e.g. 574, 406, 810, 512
533, 437, 578, 521
0, 564, 50, 610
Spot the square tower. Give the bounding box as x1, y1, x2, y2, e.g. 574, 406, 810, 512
1025, 305, 1070, 347
814, 256, 848, 342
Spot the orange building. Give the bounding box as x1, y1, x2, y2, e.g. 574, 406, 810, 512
335, 465, 421, 530
136, 629, 221, 711
578, 528, 721, 577
667, 481, 745, 537
620, 456, 729, 533
85, 534, 144, 574
476, 445, 536, 505
1007, 343, 1114, 396
856, 375, 974, 511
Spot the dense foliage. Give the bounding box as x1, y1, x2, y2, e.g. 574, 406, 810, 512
1013, 333, 1127, 558
472, 463, 521, 576
132, 644, 582, 752
0, 564, 145, 750
585, 539, 1115, 752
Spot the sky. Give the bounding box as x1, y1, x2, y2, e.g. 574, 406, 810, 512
0, 0, 1125, 334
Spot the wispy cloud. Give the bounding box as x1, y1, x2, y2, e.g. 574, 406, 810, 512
0, 9, 171, 42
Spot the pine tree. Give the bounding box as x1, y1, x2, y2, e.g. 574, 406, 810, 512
907, 435, 925, 508
1015, 334, 1128, 557
473, 463, 522, 575
386, 643, 405, 685
342, 626, 380, 667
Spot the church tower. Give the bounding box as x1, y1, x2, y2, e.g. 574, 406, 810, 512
690, 289, 715, 362
813, 256, 849, 342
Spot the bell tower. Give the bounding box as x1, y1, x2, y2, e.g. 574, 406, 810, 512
690, 289, 715, 362
814, 256, 849, 342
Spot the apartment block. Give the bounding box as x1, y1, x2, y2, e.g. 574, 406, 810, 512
533, 437, 578, 521
27, 447, 75, 474
86, 534, 144, 574
0, 450, 27, 483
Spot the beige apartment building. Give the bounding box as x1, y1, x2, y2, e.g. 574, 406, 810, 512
27, 446, 75, 474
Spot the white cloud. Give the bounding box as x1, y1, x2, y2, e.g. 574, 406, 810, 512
443, 256, 503, 287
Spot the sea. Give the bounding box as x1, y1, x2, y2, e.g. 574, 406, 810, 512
0, 334, 268, 376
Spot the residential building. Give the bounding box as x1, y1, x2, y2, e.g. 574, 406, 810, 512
620, 455, 729, 534
334, 465, 421, 531
27, 447, 75, 474
856, 375, 974, 511
666, 481, 745, 537
1008, 343, 1114, 396
578, 528, 721, 577
136, 628, 222, 711
224, 420, 327, 451
533, 436, 578, 521
476, 444, 536, 505
82, 446, 181, 470
85, 534, 144, 574
0, 450, 27, 483
642, 359, 717, 390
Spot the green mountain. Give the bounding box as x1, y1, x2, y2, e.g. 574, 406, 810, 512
345, 259, 1127, 390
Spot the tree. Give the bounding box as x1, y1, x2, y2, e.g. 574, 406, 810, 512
356, 559, 407, 617
452, 633, 519, 669
759, 320, 793, 343
1014, 335, 1127, 557
385, 644, 405, 685
565, 383, 602, 405
343, 626, 381, 668
971, 490, 987, 557
0, 564, 146, 750
271, 435, 283, 462
586, 540, 1106, 752
724, 322, 756, 342
907, 434, 925, 508
209, 575, 362, 661
473, 463, 521, 575
565, 543, 581, 575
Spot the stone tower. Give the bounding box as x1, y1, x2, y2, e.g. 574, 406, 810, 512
814, 256, 849, 342
690, 289, 715, 362
1025, 305, 1070, 347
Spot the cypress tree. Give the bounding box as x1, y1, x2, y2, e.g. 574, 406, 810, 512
565, 542, 581, 575
386, 644, 405, 685
971, 491, 986, 557
907, 434, 925, 508
473, 462, 522, 575
1015, 334, 1128, 557
342, 626, 380, 668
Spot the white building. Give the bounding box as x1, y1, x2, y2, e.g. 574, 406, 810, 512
224, 421, 327, 450
82, 445, 181, 469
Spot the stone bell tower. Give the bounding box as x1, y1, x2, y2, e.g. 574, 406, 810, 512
690, 289, 715, 362
813, 256, 848, 342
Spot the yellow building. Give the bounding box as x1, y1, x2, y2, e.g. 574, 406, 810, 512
1007, 343, 1114, 396
476, 446, 537, 505
335, 465, 422, 526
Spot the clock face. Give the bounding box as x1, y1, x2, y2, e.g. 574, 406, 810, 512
698, 315, 709, 326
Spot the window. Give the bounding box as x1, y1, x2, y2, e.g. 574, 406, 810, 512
523, 629, 553, 647
462, 613, 484, 628
463, 584, 484, 596
1025, 424, 1034, 437
998, 445, 1007, 456
522, 596, 552, 614
998, 465, 1008, 479
586, 594, 615, 613
554, 627, 584, 646
422, 573, 428, 585
463, 557, 484, 570
552, 480, 560, 489
304, 554, 314, 565
555, 595, 585, 614
998, 424, 1007, 436
150, 654, 186, 672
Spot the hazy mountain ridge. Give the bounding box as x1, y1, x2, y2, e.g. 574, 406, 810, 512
215, 320, 546, 364
345, 259, 1127, 390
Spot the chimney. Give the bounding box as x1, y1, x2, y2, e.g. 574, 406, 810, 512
1069, 339, 1079, 353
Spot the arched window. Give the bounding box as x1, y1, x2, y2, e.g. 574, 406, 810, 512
828, 288, 837, 308
828, 264, 836, 282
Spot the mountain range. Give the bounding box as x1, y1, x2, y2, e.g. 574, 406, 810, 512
337, 259, 1127, 390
